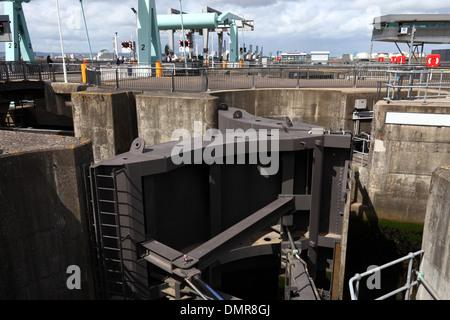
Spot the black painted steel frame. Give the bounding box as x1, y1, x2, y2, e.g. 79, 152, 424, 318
85, 106, 352, 300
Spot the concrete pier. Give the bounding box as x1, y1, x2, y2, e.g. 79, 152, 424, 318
418, 166, 450, 300
0, 131, 94, 299
71, 89, 138, 162
354, 100, 450, 223
136, 91, 219, 146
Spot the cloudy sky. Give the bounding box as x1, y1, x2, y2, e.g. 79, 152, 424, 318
1, 0, 450, 57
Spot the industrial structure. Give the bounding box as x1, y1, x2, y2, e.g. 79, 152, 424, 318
84, 106, 352, 300
372, 14, 450, 63
135, 1, 254, 63
1, 0, 34, 62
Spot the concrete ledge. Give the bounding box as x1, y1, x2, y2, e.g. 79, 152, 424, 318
0, 131, 95, 299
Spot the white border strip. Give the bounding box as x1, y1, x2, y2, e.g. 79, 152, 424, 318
385, 112, 450, 127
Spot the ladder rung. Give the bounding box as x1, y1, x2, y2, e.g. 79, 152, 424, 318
100, 211, 117, 215
101, 223, 119, 228
96, 174, 114, 178
103, 246, 120, 251
102, 235, 119, 240
105, 269, 122, 273
99, 199, 115, 203
106, 280, 124, 285
98, 187, 115, 191
104, 258, 121, 262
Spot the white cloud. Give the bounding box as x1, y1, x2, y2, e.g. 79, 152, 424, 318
1, 0, 449, 56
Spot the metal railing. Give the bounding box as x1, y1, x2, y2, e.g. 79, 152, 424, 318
87, 63, 412, 92
0, 61, 55, 81
352, 133, 370, 167
385, 68, 450, 102
348, 250, 440, 300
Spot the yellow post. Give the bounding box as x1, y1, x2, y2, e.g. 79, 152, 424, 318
223, 60, 226, 69
81, 60, 88, 83
239, 59, 243, 68
156, 60, 162, 77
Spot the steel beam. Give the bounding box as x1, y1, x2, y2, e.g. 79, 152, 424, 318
173, 196, 295, 270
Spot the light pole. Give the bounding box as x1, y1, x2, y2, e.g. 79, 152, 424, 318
178, 0, 187, 68
55, 0, 67, 83
131, 7, 139, 63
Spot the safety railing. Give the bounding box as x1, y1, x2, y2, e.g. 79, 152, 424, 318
88, 64, 414, 92
348, 250, 440, 300
385, 68, 450, 103
0, 61, 55, 81
352, 133, 370, 167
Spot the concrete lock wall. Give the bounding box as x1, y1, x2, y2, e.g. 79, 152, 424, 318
418, 166, 450, 300
136, 91, 219, 146
211, 88, 379, 133
72, 89, 138, 163
0, 131, 95, 299
72, 88, 378, 157
364, 101, 450, 223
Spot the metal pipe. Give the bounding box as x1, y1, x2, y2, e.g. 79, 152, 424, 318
197, 278, 224, 300
55, 0, 68, 83
178, 0, 187, 69
185, 277, 208, 300
79, 0, 94, 64
414, 270, 440, 300
349, 250, 424, 300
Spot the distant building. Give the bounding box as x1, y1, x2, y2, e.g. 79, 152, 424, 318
96, 49, 114, 61
311, 51, 330, 64
280, 52, 307, 62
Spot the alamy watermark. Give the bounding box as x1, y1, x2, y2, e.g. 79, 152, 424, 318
66, 265, 81, 290
170, 121, 280, 175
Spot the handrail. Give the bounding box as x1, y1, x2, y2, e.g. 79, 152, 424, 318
348, 250, 427, 300
384, 68, 450, 102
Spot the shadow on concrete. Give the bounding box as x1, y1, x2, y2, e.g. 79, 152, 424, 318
343, 171, 404, 300
0, 148, 95, 299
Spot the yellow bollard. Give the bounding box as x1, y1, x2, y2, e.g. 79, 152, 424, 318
223, 60, 226, 69
156, 60, 162, 77
81, 60, 88, 83
239, 59, 243, 68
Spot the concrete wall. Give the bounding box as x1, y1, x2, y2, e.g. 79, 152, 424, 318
72, 88, 379, 160
136, 91, 219, 146
212, 88, 379, 132
0, 132, 95, 299
363, 101, 450, 223
45, 82, 89, 118
72, 89, 138, 162
418, 166, 450, 300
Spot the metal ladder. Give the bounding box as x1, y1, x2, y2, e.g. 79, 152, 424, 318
85, 166, 127, 299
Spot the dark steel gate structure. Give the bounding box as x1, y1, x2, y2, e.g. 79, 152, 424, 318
84, 106, 353, 300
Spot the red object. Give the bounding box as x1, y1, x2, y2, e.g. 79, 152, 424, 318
397, 55, 406, 64
390, 56, 397, 63
427, 54, 441, 67
378, 57, 385, 62
277, 56, 281, 61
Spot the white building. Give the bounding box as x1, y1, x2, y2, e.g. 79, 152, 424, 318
311, 51, 330, 64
